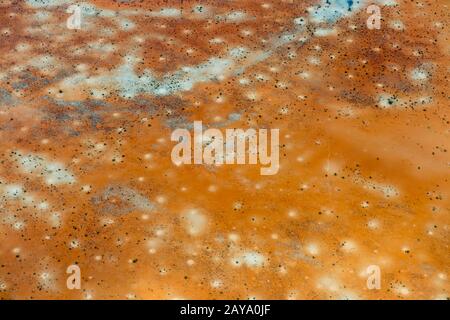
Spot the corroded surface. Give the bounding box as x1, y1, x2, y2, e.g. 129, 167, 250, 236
0, 0, 449, 299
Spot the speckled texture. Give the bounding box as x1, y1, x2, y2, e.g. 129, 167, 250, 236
0, 0, 448, 299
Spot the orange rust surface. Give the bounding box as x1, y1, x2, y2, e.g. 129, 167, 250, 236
0, 0, 448, 299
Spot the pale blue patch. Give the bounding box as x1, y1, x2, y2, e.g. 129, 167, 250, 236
378, 94, 400, 108
229, 47, 249, 59
110, 55, 209, 98
309, 0, 367, 24
26, 0, 71, 7
0, 89, 15, 106
228, 113, 241, 122
149, 8, 182, 18
117, 18, 135, 30
314, 28, 337, 36
33, 11, 52, 21
410, 68, 429, 81
36, 0, 371, 99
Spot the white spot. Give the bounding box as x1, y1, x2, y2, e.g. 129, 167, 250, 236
210, 279, 222, 288
367, 219, 380, 230
228, 233, 240, 242
232, 251, 266, 268
183, 209, 207, 236
293, 17, 306, 26
314, 28, 337, 37
4, 184, 23, 198
69, 239, 80, 248
305, 243, 320, 255
389, 20, 404, 30
361, 201, 370, 208
340, 240, 358, 253
410, 68, 429, 82
288, 210, 298, 218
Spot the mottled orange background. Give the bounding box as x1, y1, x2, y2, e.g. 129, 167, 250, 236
0, 0, 448, 299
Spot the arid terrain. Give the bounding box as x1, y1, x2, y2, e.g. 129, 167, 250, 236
0, 0, 448, 299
